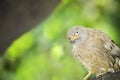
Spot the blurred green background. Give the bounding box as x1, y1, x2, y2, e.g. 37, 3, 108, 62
1, 0, 120, 80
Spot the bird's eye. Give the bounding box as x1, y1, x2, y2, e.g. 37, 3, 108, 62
76, 32, 79, 34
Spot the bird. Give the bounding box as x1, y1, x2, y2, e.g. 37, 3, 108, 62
66, 26, 120, 80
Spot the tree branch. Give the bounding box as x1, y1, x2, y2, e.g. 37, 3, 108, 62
93, 71, 120, 80
0, 0, 60, 54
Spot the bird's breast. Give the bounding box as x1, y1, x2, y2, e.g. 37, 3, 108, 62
72, 46, 93, 70
72, 45, 111, 73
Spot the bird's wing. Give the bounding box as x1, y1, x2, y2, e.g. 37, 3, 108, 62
89, 28, 120, 58
104, 40, 120, 58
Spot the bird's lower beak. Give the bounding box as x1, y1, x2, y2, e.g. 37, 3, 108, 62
71, 35, 78, 41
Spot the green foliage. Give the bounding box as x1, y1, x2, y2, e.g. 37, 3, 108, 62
2, 0, 120, 80
5, 32, 35, 62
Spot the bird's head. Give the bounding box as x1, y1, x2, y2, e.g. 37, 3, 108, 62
67, 26, 88, 46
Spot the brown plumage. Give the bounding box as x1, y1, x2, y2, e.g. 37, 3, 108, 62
67, 26, 120, 80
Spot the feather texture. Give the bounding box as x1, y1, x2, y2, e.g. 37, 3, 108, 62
67, 26, 120, 80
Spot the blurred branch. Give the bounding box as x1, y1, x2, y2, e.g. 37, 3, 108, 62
0, 0, 60, 54
93, 71, 120, 80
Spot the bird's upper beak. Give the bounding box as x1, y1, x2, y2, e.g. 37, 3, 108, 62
70, 34, 78, 41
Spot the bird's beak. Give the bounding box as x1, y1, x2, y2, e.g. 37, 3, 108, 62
71, 34, 78, 41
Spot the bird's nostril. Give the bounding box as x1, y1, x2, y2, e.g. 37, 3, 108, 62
68, 37, 71, 40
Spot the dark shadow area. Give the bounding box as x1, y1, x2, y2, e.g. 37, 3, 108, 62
0, 0, 60, 54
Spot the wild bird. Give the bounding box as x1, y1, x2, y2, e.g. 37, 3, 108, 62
67, 26, 120, 80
